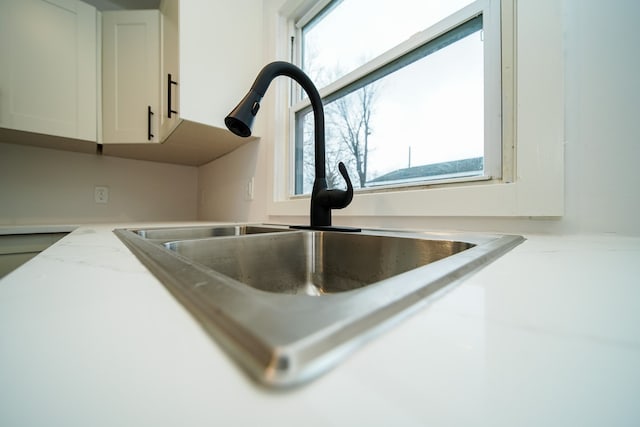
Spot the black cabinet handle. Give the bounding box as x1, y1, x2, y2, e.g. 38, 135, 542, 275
168, 73, 178, 118
147, 105, 154, 140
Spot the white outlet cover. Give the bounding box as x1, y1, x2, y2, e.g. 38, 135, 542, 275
246, 177, 254, 201
95, 186, 109, 204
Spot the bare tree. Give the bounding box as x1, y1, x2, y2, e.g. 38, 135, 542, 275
297, 44, 348, 193
300, 113, 346, 192
298, 43, 379, 191
325, 84, 377, 188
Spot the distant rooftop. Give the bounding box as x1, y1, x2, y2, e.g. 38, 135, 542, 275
368, 157, 484, 186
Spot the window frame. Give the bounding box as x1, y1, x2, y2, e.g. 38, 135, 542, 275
264, 0, 565, 219
291, 1, 502, 196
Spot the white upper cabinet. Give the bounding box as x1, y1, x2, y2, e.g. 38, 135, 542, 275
178, 0, 263, 130
102, 10, 160, 143
0, 0, 258, 162
0, 0, 98, 141
101, 0, 263, 143
98, 0, 258, 164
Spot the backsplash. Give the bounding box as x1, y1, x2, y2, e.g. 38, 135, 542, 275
0, 142, 198, 225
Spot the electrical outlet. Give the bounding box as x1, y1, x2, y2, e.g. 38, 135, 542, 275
245, 177, 254, 201
94, 186, 109, 204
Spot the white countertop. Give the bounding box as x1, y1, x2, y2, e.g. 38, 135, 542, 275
1, 223, 639, 426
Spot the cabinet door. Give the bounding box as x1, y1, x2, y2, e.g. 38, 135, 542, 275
159, 0, 180, 140
102, 10, 160, 143
0, 0, 97, 141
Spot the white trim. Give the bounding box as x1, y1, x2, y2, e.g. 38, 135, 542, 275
482, 0, 502, 179
295, 0, 333, 29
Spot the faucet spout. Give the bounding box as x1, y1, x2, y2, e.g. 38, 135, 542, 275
225, 61, 354, 228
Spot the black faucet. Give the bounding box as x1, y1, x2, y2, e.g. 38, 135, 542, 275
225, 61, 355, 229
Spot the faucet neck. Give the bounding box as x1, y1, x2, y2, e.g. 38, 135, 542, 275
250, 62, 326, 181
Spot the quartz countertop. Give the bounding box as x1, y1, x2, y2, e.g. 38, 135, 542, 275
1, 223, 639, 426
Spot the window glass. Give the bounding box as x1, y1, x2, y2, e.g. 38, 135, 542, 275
296, 30, 484, 194
302, 0, 475, 87
292, 0, 502, 194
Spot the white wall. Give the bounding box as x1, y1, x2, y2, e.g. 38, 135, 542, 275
197, 139, 268, 222
0, 143, 198, 225
561, 0, 640, 235
197, 0, 640, 235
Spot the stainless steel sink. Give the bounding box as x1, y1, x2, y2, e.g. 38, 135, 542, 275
114, 224, 523, 388
165, 232, 474, 295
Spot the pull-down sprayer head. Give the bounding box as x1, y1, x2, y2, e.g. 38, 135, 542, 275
224, 89, 262, 138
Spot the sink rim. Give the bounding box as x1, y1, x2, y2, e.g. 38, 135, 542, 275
131, 224, 295, 242
114, 224, 524, 388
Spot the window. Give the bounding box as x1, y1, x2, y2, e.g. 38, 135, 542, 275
291, 0, 502, 195
269, 0, 564, 219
